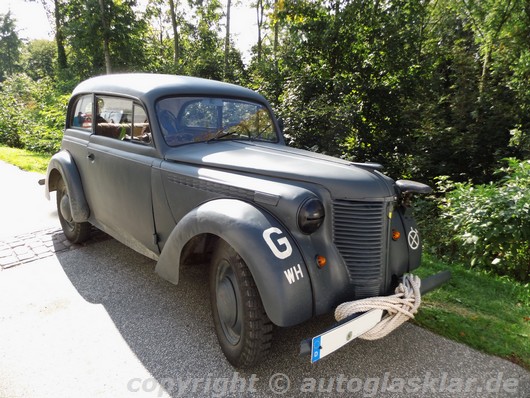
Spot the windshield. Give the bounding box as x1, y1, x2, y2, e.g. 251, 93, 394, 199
156, 97, 278, 146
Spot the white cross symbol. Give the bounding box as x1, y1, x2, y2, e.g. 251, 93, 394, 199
407, 227, 420, 250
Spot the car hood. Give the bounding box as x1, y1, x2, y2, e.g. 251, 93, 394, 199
164, 141, 396, 200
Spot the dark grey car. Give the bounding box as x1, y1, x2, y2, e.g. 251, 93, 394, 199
45, 73, 447, 368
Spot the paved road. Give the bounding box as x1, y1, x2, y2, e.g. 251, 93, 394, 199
0, 162, 59, 239
0, 160, 528, 398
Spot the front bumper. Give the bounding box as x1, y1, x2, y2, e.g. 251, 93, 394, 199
300, 270, 451, 363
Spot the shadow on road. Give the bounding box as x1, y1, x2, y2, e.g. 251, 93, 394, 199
55, 238, 529, 397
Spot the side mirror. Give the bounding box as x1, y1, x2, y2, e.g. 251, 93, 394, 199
395, 180, 432, 195
395, 180, 432, 207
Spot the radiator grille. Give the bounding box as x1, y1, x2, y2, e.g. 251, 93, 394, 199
333, 200, 387, 298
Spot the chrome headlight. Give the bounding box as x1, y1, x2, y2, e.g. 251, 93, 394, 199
298, 198, 325, 234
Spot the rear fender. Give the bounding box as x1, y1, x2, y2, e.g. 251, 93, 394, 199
155, 199, 313, 327
45, 150, 90, 222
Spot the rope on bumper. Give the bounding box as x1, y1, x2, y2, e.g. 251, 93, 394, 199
334, 274, 422, 340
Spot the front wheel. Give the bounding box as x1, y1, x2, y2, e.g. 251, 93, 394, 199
56, 178, 91, 243
210, 240, 273, 368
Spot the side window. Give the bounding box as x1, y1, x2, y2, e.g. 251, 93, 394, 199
94, 95, 151, 144
70, 94, 93, 130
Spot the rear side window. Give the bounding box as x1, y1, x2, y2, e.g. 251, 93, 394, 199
70, 94, 93, 130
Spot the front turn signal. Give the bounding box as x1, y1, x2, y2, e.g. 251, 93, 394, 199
316, 255, 327, 268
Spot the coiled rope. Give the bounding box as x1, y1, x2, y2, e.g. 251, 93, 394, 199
334, 274, 422, 340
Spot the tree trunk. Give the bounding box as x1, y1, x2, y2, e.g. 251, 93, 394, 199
168, 0, 179, 68
98, 0, 112, 74
273, 0, 279, 70
52, 0, 67, 70
479, 42, 491, 97
224, 0, 231, 80
256, 0, 264, 63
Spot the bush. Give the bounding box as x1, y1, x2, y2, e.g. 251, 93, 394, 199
0, 74, 27, 148
414, 194, 456, 259
438, 159, 530, 282
0, 73, 66, 154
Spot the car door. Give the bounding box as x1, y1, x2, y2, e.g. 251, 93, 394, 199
83, 95, 160, 258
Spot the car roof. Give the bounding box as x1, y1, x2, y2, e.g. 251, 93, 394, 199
71, 73, 267, 104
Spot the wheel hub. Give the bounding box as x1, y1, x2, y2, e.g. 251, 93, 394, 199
215, 262, 241, 345
217, 278, 237, 327
60, 193, 73, 222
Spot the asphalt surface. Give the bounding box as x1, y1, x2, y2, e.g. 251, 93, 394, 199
0, 160, 529, 398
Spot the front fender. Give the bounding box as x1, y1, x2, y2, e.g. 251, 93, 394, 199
45, 150, 90, 223
155, 199, 313, 327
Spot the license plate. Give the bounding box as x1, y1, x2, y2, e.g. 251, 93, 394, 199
311, 309, 384, 363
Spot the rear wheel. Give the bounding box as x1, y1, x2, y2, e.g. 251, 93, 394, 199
210, 240, 273, 368
56, 178, 91, 243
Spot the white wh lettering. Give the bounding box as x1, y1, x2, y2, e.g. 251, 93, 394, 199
284, 264, 304, 284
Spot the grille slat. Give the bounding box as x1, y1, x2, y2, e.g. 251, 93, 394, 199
333, 200, 387, 298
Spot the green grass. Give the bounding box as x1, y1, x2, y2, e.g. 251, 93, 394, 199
414, 254, 530, 370
0, 145, 51, 174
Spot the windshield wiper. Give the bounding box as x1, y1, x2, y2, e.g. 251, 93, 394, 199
206, 126, 239, 143
250, 125, 274, 142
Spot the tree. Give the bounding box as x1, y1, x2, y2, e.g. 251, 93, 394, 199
168, 0, 180, 67
97, 0, 113, 73
255, 0, 265, 63
183, 0, 225, 80
245, 0, 528, 183
223, 0, 232, 80
64, 0, 148, 77
52, 0, 68, 70
0, 12, 22, 80
27, 1, 68, 71
265, 0, 430, 177
21, 40, 57, 80
410, 0, 522, 183
460, 0, 518, 95
143, 0, 176, 72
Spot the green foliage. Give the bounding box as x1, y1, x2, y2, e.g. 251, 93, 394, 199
0, 74, 66, 154
436, 159, 530, 282
259, 0, 444, 178
21, 40, 57, 80
243, 0, 530, 183
180, 0, 225, 80
0, 73, 27, 147
64, 0, 149, 77
0, 11, 22, 81
1, 1, 528, 182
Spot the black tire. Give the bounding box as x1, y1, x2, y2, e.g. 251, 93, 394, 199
210, 240, 273, 368
56, 178, 91, 243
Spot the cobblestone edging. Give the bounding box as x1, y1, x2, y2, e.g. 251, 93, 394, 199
0, 227, 110, 270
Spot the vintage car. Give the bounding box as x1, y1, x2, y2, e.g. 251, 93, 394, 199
44, 73, 449, 368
